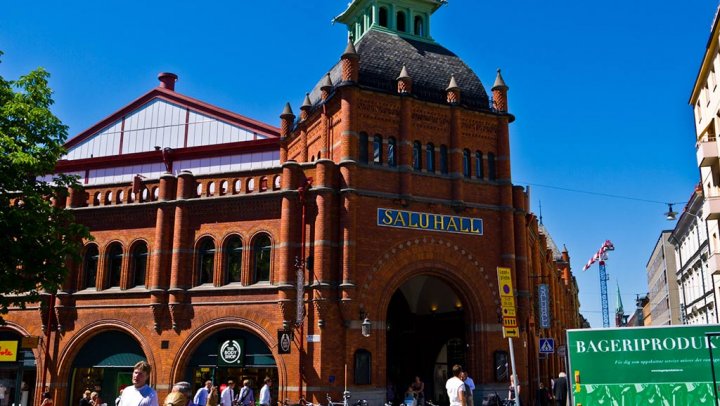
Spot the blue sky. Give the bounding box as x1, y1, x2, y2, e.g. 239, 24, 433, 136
1, 1, 716, 328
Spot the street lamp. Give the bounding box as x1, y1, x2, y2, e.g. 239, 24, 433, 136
665, 204, 678, 221
361, 316, 371, 337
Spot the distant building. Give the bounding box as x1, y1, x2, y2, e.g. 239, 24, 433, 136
614, 284, 628, 327
626, 294, 649, 327
646, 231, 682, 325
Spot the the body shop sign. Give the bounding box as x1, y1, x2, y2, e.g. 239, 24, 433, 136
217, 339, 245, 367
0, 341, 18, 362
568, 325, 720, 404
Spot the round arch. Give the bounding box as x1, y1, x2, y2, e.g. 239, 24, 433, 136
0, 322, 40, 406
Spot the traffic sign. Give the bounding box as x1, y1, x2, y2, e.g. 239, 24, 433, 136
503, 327, 519, 338
503, 316, 518, 328
539, 338, 555, 354
501, 306, 516, 317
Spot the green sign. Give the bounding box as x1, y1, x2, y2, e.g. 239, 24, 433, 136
568, 325, 720, 404
217, 339, 245, 367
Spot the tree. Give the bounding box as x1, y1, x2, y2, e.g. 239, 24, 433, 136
0, 51, 91, 321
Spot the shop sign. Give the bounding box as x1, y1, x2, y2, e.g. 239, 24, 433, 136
278, 330, 293, 354
217, 339, 244, 367
538, 284, 551, 329
0, 341, 18, 362
377, 208, 483, 236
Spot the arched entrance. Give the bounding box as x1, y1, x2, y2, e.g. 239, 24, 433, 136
183, 328, 277, 402
0, 329, 36, 406
68, 331, 147, 405
386, 275, 467, 405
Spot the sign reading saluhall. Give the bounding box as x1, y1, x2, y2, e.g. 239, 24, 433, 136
377, 208, 483, 236
217, 339, 245, 367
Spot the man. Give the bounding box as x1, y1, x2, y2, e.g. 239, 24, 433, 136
80, 391, 92, 406
460, 372, 473, 406
237, 380, 254, 406
194, 382, 212, 406
118, 361, 158, 406
445, 365, 465, 406
258, 378, 272, 406
553, 372, 568, 406
219, 380, 235, 406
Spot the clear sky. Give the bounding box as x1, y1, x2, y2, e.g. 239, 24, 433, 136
1, 1, 717, 329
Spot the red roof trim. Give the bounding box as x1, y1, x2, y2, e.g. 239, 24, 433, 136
64, 87, 281, 150
56, 138, 279, 172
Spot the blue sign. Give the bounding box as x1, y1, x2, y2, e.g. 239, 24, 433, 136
539, 338, 555, 354
538, 284, 551, 329
377, 208, 483, 236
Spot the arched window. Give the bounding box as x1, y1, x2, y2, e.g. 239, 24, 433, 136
354, 349, 372, 385
462, 149, 471, 178
131, 242, 148, 287
475, 151, 484, 179
225, 235, 243, 284
412, 141, 422, 171
252, 234, 272, 283
388, 137, 397, 167
83, 245, 99, 289
197, 238, 216, 285
426, 143, 435, 173
396, 11, 406, 32
440, 145, 449, 175
106, 242, 123, 287
359, 132, 369, 164
488, 152, 497, 180
379, 7, 388, 27
414, 16, 424, 36
373, 135, 383, 164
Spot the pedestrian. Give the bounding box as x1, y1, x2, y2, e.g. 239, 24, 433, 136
553, 372, 568, 406
535, 382, 550, 406
41, 392, 54, 406
177, 382, 195, 406
80, 391, 92, 406
91, 392, 102, 406
460, 372, 472, 406
258, 377, 272, 406
194, 381, 213, 406
207, 386, 218, 406
508, 374, 519, 404
117, 361, 159, 406
445, 365, 465, 406
219, 380, 236, 406
237, 380, 254, 406
115, 390, 124, 406
410, 376, 425, 406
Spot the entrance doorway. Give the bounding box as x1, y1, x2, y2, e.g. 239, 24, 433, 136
0, 330, 36, 406
386, 276, 466, 405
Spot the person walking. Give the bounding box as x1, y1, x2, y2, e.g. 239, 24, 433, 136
445, 365, 465, 406
460, 372, 472, 406
236, 381, 254, 406
118, 361, 158, 406
219, 380, 236, 406
194, 381, 212, 406
508, 375, 519, 405
207, 386, 218, 406
80, 391, 92, 406
535, 382, 550, 406
258, 378, 272, 406
553, 372, 568, 406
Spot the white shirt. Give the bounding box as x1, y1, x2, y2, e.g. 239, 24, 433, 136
445, 377, 465, 406
220, 387, 234, 406
118, 385, 158, 406
259, 385, 270, 406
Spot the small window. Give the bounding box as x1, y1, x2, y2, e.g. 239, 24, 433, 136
354, 349, 372, 385
397, 11, 406, 32
253, 234, 272, 283
83, 245, 99, 289
197, 238, 216, 285
359, 132, 369, 164
388, 137, 397, 167
106, 242, 123, 287
488, 152, 497, 181
475, 151, 484, 179
379, 7, 388, 27
426, 143, 435, 173
440, 145, 449, 175
373, 135, 383, 164
131, 243, 148, 287
225, 236, 243, 284
414, 16, 424, 36
412, 141, 422, 171
462, 149, 471, 178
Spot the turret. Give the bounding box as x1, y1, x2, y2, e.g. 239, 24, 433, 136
397, 65, 412, 95
300, 93, 312, 122
320, 74, 333, 101
492, 69, 509, 112
446, 75, 460, 105
341, 40, 359, 82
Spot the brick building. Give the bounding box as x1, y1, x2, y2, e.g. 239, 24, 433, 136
0, 1, 582, 405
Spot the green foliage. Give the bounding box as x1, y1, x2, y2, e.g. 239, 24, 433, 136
0, 51, 91, 319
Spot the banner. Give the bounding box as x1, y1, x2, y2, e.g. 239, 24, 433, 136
538, 284, 551, 329
568, 325, 720, 404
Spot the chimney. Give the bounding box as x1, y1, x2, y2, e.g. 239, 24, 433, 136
158, 72, 178, 91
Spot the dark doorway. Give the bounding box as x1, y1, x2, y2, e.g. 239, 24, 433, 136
386, 276, 466, 406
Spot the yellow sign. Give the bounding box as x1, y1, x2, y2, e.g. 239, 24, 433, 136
503, 317, 518, 328
501, 306, 516, 317
503, 327, 519, 338
497, 267, 514, 298
0, 341, 18, 362
501, 296, 516, 309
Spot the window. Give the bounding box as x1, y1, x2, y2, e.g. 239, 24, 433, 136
225, 235, 243, 284
440, 145, 448, 175
426, 143, 435, 173
106, 242, 123, 287
412, 141, 422, 171
488, 153, 496, 180
379, 7, 388, 27
388, 137, 397, 167
359, 132, 369, 164
197, 238, 216, 285
475, 151, 484, 179
83, 245, 99, 289
373, 135, 383, 164
354, 349, 372, 385
397, 11, 406, 32
462, 149, 471, 178
131, 243, 148, 287
414, 16, 424, 36
253, 234, 272, 283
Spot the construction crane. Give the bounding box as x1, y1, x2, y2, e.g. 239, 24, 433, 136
583, 240, 615, 328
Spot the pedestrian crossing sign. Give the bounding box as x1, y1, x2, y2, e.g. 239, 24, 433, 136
539, 338, 554, 354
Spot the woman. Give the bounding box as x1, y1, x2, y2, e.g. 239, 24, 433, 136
508, 375, 519, 405
410, 377, 424, 406
41, 392, 54, 406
